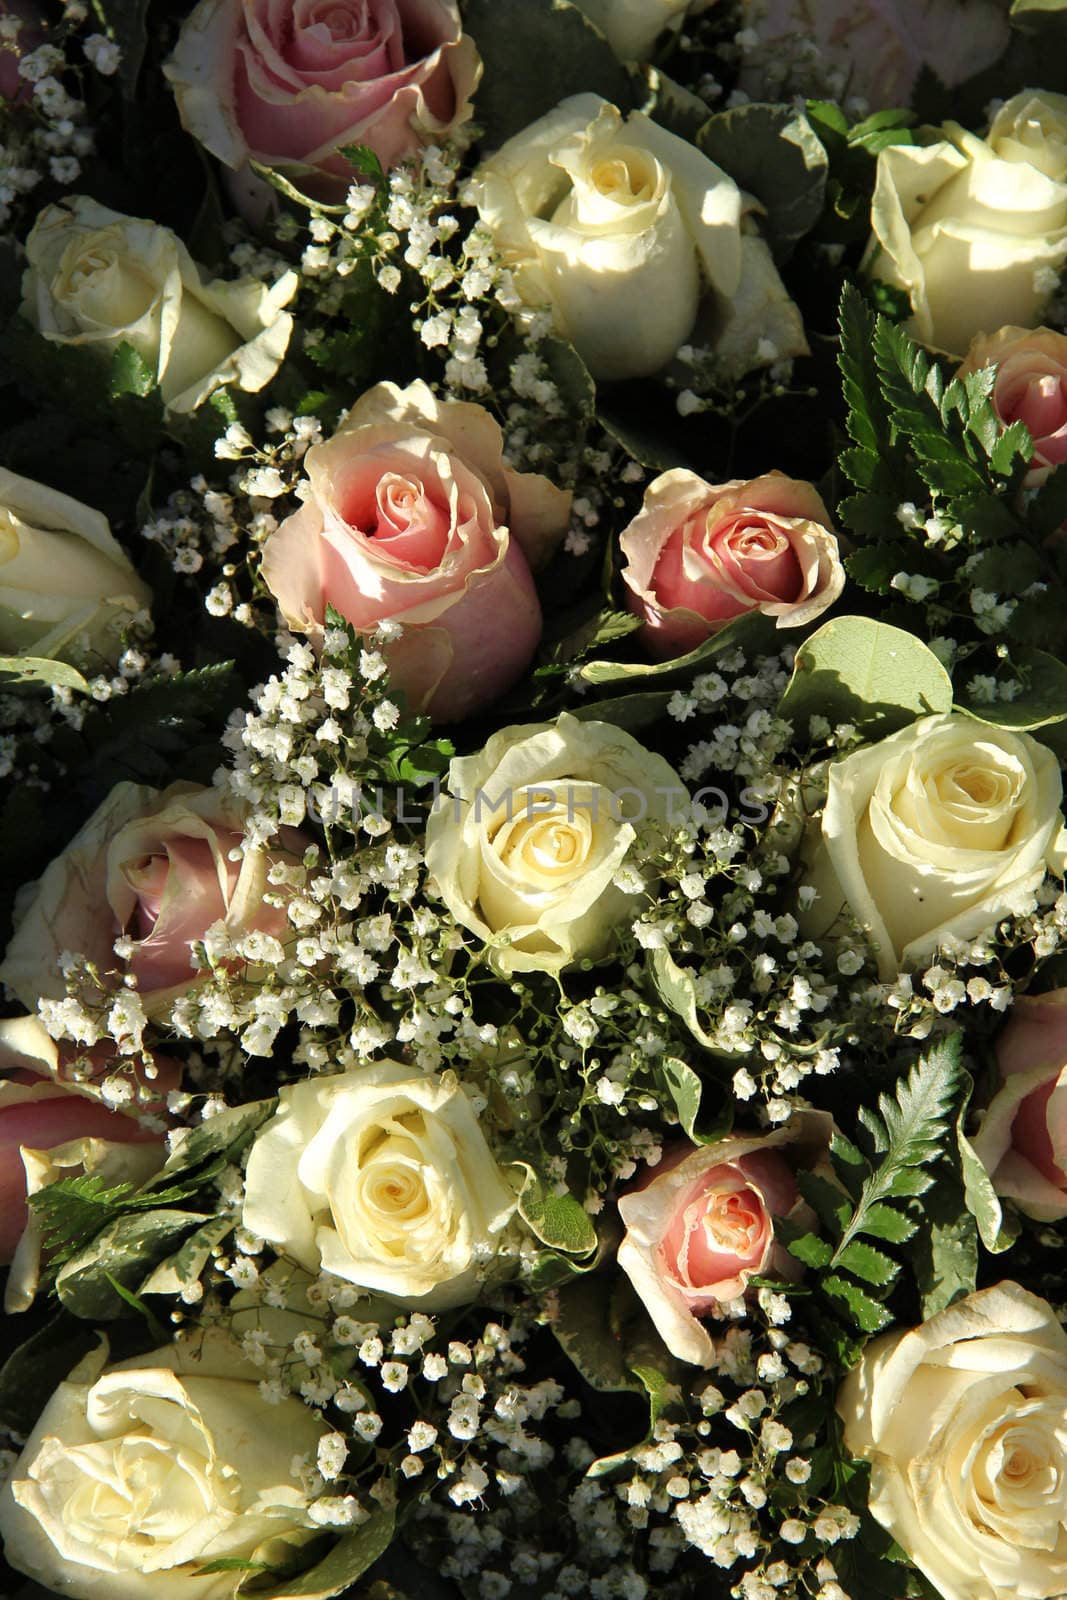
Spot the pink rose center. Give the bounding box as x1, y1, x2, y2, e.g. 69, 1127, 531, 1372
661, 1164, 772, 1294
710, 516, 804, 602
341, 470, 453, 572
999, 372, 1067, 467
1013, 1079, 1066, 1188
121, 833, 244, 991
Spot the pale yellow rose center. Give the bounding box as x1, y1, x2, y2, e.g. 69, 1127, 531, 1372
56, 236, 158, 329
490, 790, 595, 886
54, 1431, 227, 1563
590, 149, 657, 204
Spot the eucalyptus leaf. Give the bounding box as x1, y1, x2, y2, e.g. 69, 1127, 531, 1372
697, 103, 828, 255
956, 647, 1067, 732
778, 616, 953, 736
570, 690, 674, 732
577, 609, 776, 686
250, 1508, 396, 1600
0, 655, 90, 693
463, 0, 635, 149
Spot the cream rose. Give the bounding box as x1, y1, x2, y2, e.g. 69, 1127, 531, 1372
0, 1332, 329, 1600
471, 93, 806, 383
242, 1062, 517, 1307
260, 379, 569, 722
0, 466, 151, 665
617, 1118, 824, 1366
424, 712, 688, 976
838, 1282, 1067, 1600
570, 0, 715, 59
619, 468, 844, 659
866, 91, 1067, 357
22, 196, 297, 414
803, 713, 1067, 981
0, 781, 307, 1018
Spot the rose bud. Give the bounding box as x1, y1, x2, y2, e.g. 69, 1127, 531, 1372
0, 1014, 178, 1311
261, 380, 570, 723
0, 781, 309, 1019
972, 988, 1067, 1221
165, 0, 481, 207
617, 1118, 826, 1365
619, 469, 844, 659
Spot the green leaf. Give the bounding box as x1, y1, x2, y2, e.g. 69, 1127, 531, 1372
834, 1239, 900, 1289
463, 0, 634, 149
821, 1274, 894, 1333
0, 1315, 99, 1434
782, 1229, 834, 1270
516, 1167, 597, 1257
778, 616, 953, 736
578, 609, 777, 687
697, 103, 828, 255
649, 949, 724, 1054
0, 655, 90, 693
571, 690, 676, 734
837, 282, 893, 473
873, 318, 988, 496
843, 544, 913, 597
660, 1056, 728, 1144
30, 1172, 138, 1269
109, 340, 157, 399
956, 646, 1067, 732
910, 1163, 978, 1319
252, 1508, 396, 1600
140, 1212, 236, 1295
796, 1171, 853, 1236
832, 1035, 963, 1270
552, 1274, 646, 1394
337, 143, 386, 186
1027, 461, 1067, 538
149, 1099, 277, 1188
957, 1070, 1020, 1254
990, 419, 1034, 477
56, 1209, 211, 1320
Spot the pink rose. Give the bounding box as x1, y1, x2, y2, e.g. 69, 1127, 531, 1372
0, 1, 44, 105
0, 1015, 177, 1309
617, 1119, 825, 1365
959, 326, 1067, 488
619, 468, 844, 660
0, 781, 308, 1019
737, 0, 1010, 112
972, 988, 1067, 1221
165, 0, 482, 202
261, 380, 571, 722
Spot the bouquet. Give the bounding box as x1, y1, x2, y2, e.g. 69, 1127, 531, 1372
5, 3, 1067, 1600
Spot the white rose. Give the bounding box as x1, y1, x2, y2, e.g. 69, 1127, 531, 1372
0, 1332, 329, 1600
22, 196, 297, 414
470, 93, 806, 382
867, 90, 1067, 356
424, 711, 688, 975
803, 713, 1067, 980
0, 467, 151, 665
242, 1062, 518, 1308
570, 0, 715, 59
838, 1282, 1067, 1600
